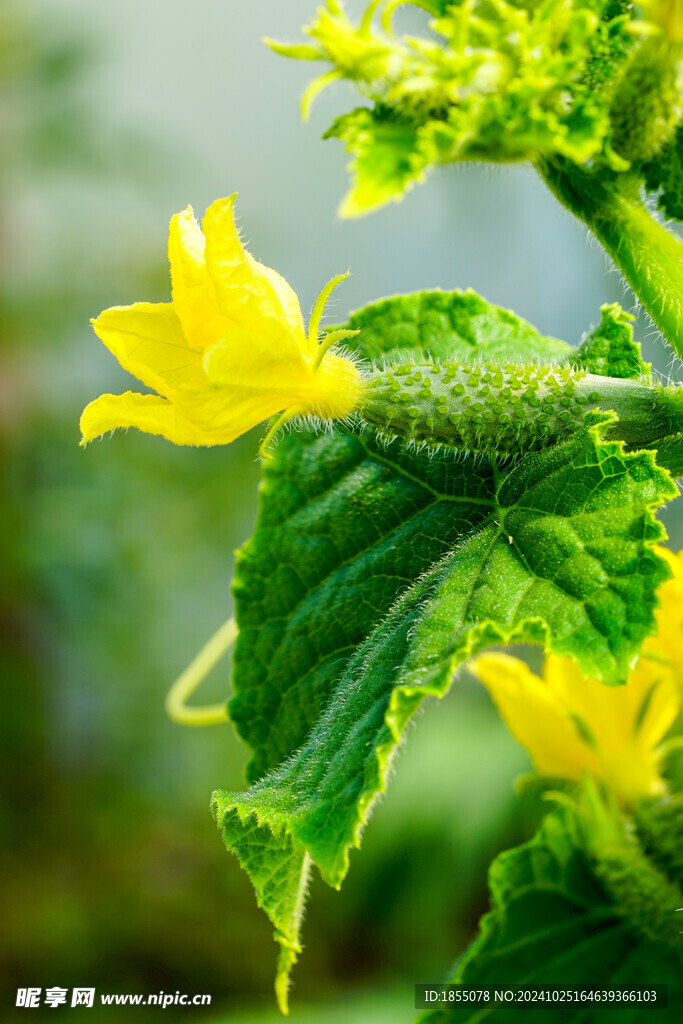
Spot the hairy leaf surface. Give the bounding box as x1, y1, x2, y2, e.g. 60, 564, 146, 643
216, 291, 674, 1008
229, 290, 572, 784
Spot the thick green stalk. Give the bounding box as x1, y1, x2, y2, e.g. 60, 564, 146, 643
537, 160, 683, 361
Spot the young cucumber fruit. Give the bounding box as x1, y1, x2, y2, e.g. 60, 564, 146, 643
360, 361, 683, 456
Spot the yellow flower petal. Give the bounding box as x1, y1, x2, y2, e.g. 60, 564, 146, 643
203, 328, 314, 395
629, 658, 680, 750
80, 392, 203, 445
82, 195, 363, 448
168, 206, 232, 350
202, 197, 311, 358
257, 263, 307, 343
173, 383, 294, 446
544, 653, 640, 756
473, 653, 602, 782
91, 303, 205, 399
203, 333, 363, 424
474, 621, 681, 806
641, 546, 683, 688
543, 653, 677, 803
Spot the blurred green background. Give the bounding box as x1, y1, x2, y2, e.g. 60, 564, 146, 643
3, 1, 682, 1021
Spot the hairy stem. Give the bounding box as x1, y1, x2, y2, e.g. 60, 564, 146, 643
165, 616, 236, 726
537, 160, 683, 362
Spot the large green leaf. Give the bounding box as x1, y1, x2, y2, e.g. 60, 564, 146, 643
418, 806, 683, 1023
339, 288, 572, 366
216, 291, 675, 1010
229, 290, 571, 785
229, 429, 498, 785
216, 422, 672, 1005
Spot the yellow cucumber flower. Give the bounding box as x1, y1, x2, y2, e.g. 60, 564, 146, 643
80, 196, 364, 451
471, 548, 683, 806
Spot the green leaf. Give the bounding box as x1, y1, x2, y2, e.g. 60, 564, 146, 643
417, 807, 683, 1023
229, 290, 572, 786
323, 107, 430, 218
217, 286, 674, 1006
228, 429, 498, 786
275, 0, 636, 215
642, 123, 683, 221
338, 288, 572, 366
570, 303, 651, 381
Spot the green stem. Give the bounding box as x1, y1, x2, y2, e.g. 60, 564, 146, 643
537, 160, 683, 362
165, 616, 237, 726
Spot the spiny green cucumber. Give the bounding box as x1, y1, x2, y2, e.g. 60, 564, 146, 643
359, 360, 683, 456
